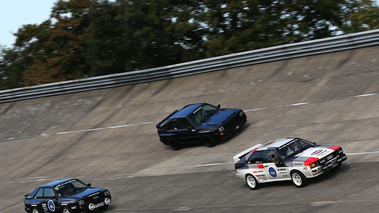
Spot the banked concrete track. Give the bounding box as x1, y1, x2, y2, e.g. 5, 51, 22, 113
1, 46, 379, 212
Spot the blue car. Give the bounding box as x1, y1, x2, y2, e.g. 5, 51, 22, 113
156, 103, 247, 150
24, 178, 111, 213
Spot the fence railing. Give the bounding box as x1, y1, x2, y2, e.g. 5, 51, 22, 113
1, 29, 379, 103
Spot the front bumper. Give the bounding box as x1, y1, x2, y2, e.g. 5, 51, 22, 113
307, 153, 347, 178
321, 153, 347, 171
217, 114, 247, 141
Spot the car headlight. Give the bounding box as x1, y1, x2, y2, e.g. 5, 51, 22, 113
239, 111, 244, 116
78, 200, 85, 205
104, 190, 110, 196
218, 126, 224, 132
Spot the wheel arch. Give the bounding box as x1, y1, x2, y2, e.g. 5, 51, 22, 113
245, 173, 260, 183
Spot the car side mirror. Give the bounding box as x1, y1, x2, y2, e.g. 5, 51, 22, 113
87, 183, 92, 187
217, 104, 221, 109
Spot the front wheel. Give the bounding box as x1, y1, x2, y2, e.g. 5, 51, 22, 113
245, 174, 260, 190
62, 207, 73, 213
203, 136, 217, 147
31, 208, 41, 213
291, 171, 308, 187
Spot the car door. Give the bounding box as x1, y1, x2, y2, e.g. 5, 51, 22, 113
166, 117, 200, 143
29, 188, 45, 212
44, 187, 61, 213
262, 150, 289, 180
31, 187, 61, 213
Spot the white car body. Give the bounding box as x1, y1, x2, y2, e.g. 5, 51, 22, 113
233, 137, 347, 189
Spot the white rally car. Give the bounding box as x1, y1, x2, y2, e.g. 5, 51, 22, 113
233, 137, 347, 189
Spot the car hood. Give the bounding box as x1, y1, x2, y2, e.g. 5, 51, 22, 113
197, 109, 239, 128
289, 147, 335, 162
65, 187, 105, 199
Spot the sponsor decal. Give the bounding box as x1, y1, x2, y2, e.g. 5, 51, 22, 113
311, 149, 328, 156
263, 140, 275, 147
258, 164, 265, 169
48, 200, 55, 212
269, 167, 277, 178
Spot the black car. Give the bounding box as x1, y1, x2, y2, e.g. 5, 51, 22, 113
156, 103, 247, 150
24, 178, 111, 213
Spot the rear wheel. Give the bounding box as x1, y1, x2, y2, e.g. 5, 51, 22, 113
168, 138, 182, 150
245, 174, 260, 190
291, 171, 308, 187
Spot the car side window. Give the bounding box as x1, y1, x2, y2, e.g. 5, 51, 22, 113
34, 188, 44, 199
248, 151, 265, 164
167, 118, 193, 130
263, 150, 281, 163
179, 118, 193, 129
44, 188, 56, 199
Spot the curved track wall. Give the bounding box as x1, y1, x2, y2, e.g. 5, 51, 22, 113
1, 45, 379, 212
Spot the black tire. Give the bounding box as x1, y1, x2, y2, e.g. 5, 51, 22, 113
31, 208, 41, 213
62, 207, 73, 213
203, 136, 217, 147
168, 138, 182, 150
333, 162, 342, 170
245, 174, 260, 190
291, 171, 309, 187
100, 205, 109, 210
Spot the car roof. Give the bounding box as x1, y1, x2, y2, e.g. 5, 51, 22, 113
39, 178, 76, 187
173, 103, 205, 117
257, 137, 296, 150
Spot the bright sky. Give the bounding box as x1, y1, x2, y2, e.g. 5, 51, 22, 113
0, 0, 56, 48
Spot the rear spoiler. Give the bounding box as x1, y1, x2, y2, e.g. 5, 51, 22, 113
232, 144, 262, 163
156, 110, 178, 129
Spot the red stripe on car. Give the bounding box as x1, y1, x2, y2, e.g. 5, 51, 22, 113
328, 146, 341, 151
304, 157, 319, 166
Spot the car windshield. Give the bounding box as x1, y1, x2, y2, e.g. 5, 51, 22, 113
188, 104, 219, 126
277, 138, 314, 159
55, 179, 88, 197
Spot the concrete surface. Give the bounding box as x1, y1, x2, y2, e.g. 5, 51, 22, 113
1, 46, 379, 212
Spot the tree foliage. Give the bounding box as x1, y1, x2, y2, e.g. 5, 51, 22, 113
1, 0, 378, 89
341, 0, 379, 33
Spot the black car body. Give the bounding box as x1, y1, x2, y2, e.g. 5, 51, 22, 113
156, 103, 247, 149
24, 178, 111, 213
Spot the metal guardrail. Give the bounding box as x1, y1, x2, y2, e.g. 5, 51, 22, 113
1, 29, 379, 103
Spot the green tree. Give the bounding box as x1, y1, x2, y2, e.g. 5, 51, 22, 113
15, 0, 93, 86
341, 0, 379, 33
87, 0, 205, 76
193, 0, 351, 58
1, 0, 378, 90
0, 46, 27, 89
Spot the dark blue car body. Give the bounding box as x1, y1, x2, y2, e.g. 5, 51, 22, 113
156, 103, 247, 150
24, 178, 111, 213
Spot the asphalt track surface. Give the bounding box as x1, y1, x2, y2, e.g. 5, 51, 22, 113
1, 46, 379, 213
